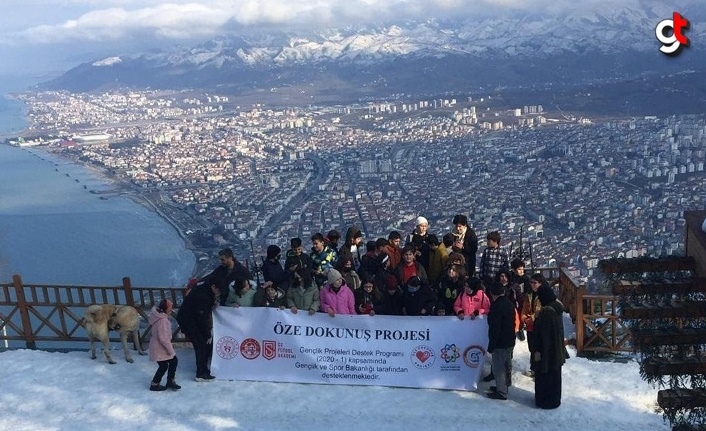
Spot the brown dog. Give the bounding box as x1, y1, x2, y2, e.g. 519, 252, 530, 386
82, 304, 146, 364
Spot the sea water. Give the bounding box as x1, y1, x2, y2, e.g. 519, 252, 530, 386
0, 143, 195, 287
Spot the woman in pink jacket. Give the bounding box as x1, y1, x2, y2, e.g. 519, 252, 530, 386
148, 299, 180, 391
454, 277, 490, 319
320, 269, 356, 316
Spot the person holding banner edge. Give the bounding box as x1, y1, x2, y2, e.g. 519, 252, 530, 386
286, 267, 320, 315
319, 268, 355, 317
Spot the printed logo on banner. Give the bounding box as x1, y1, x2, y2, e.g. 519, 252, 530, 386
240, 337, 261, 360
216, 336, 239, 360
440, 343, 461, 363
263, 340, 277, 360
410, 345, 436, 369
462, 345, 486, 368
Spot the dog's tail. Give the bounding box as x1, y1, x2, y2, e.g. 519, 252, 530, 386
83, 305, 103, 326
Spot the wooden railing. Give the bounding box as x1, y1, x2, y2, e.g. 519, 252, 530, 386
0, 266, 635, 355
0, 274, 185, 349
556, 266, 633, 355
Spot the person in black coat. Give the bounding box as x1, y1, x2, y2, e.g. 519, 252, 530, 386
201, 248, 252, 306
531, 285, 567, 409
176, 284, 220, 381
486, 282, 517, 401
377, 273, 404, 316
262, 245, 288, 290
450, 214, 478, 277
284, 237, 316, 285
402, 276, 437, 316
436, 263, 467, 315
355, 275, 383, 315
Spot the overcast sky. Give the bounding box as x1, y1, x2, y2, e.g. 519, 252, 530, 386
0, 0, 690, 88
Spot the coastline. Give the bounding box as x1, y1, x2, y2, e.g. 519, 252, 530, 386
34, 145, 201, 280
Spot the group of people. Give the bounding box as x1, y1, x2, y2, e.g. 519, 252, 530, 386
148, 214, 567, 409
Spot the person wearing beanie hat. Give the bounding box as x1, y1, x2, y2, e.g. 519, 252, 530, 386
401, 274, 436, 316
148, 298, 180, 391
266, 245, 281, 260
377, 273, 404, 316
262, 244, 288, 291
531, 283, 566, 409
320, 268, 355, 317
327, 268, 343, 285
405, 216, 431, 272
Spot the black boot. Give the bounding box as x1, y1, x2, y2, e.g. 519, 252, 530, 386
482, 372, 495, 382
166, 380, 182, 390
150, 382, 167, 391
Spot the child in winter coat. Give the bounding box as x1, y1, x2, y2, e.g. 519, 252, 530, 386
355, 275, 382, 315
320, 269, 356, 316
454, 277, 490, 319
148, 299, 180, 391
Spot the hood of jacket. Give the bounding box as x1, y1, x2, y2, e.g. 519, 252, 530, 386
148, 306, 169, 325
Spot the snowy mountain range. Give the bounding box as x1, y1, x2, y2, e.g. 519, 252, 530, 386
43, 3, 706, 96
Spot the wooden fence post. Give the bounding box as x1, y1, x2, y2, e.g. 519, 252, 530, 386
13, 274, 36, 349
122, 277, 134, 307
575, 285, 586, 355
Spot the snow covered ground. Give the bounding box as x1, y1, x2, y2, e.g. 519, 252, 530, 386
0, 336, 669, 431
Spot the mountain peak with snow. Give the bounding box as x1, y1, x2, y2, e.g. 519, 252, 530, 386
43, 4, 706, 94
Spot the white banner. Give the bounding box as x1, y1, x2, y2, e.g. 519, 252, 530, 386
211, 307, 489, 391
